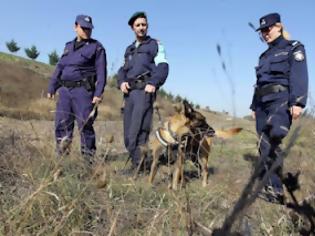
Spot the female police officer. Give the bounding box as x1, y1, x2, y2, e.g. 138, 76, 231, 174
250, 13, 308, 203
117, 12, 169, 173
47, 15, 107, 161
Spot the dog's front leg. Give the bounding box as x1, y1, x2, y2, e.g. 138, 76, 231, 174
199, 153, 209, 187
148, 140, 163, 184
199, 138, 211, 187
172, 144, 184, 190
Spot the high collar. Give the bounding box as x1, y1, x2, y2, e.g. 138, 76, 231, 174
268, 35, 285, 48
72, 38, 92, 50
73, 37, 92, 43
133, 35, 151, 46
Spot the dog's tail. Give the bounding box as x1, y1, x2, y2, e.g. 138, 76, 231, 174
215, 127, 242, 139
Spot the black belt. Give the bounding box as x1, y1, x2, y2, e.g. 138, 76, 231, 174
129, 79, 146, 90
255, 84, 288, 98
59, 79, 86, 88
128, 74, 151, 90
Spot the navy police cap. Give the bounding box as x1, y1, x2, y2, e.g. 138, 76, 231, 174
75, 15, 94, 29
256, 13, 281, 31
128, 11, 147, 26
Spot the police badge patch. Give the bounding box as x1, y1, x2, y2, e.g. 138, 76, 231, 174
63, 48, 69, 56
293, 50, 305, 61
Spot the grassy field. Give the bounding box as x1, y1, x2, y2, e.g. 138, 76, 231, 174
1, 52, 315, 235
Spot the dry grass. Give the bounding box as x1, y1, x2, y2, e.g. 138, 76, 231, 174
0, 114, 314, 235
1, 51, 314, 235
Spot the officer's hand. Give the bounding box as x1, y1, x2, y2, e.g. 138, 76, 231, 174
251, 111, 256, 120
92, 96, 102, 104
144, 84, 156, 93
290, 105, 303, 120
47, 93, 55, 99
120, 82, 130, 94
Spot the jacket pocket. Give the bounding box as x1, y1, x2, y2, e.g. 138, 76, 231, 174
269, 55, 290, 74
80, 49, 94, 61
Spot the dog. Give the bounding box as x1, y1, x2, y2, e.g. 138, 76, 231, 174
145, 100, 242, 190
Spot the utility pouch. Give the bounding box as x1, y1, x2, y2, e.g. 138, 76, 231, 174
83, 74, 96, 92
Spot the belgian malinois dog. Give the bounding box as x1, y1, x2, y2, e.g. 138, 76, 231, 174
146, 100, 242, 190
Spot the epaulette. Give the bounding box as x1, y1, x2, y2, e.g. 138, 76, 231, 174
89, 38, 97, 44
289, 40, 303, 51
259, 48, 268, 59
65, 40, 72, 46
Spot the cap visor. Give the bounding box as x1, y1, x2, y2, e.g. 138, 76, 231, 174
256, 23, 274, 31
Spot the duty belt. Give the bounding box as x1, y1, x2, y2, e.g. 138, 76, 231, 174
255, 84, 288, 98
59, 79, 86, 88
128, 73, 151, 90
58, 75, 96, 91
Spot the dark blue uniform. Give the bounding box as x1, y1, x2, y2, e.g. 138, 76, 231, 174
251, 35, 308, 195
48, 37, 107, 157
117, 36, 169, 167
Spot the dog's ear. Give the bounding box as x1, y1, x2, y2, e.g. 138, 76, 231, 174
183, 100, 195, 117
194, 111, 206, 121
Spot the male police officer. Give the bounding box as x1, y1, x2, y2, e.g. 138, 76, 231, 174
48, 15, 107, 161
117, 12, 169, 173
251, 13, 308, 203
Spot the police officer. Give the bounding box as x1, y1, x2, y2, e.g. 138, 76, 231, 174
117, 11, 169, 172
47, 15, 107, 160
251, 13, 308, 203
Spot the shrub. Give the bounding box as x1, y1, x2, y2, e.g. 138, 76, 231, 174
48, 50, 60, 66
25, 45, 40, 60
6, 39, 20, 53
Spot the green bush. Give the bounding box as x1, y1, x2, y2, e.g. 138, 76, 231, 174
6, 39, 20, 53
25, 45, 40, 60
48, 50, 60, 66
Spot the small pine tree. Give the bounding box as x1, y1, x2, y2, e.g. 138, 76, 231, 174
6, 39, 20, 53
107, 74, 119, 88
158, 88, 167, 98
48, 50, 60, 66
25, 45, 40, 60
167, 92, 174, 101
175, 95, 182, 103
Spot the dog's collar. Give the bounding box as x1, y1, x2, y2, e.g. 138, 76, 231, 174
155, 129, 169, 147
155, 122, 179, 147
167, 121, 178, 142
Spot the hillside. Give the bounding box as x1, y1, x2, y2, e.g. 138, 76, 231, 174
0, 52, 314, 235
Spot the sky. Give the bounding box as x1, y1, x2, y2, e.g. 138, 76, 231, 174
0, 0, 314, 117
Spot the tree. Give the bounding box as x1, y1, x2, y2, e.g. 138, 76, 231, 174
25, 45, 40, 60
48, 50, 60, 66
107, 74, 119, 88
158, 88, 167, 98
175, 95, 183, 103
6, 39, 20, 53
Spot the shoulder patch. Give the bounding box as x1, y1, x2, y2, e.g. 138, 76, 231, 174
63, 48, 69, 54
293, 50, 305, 62
63, 43, 71, 55
154, 42, 168, 65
